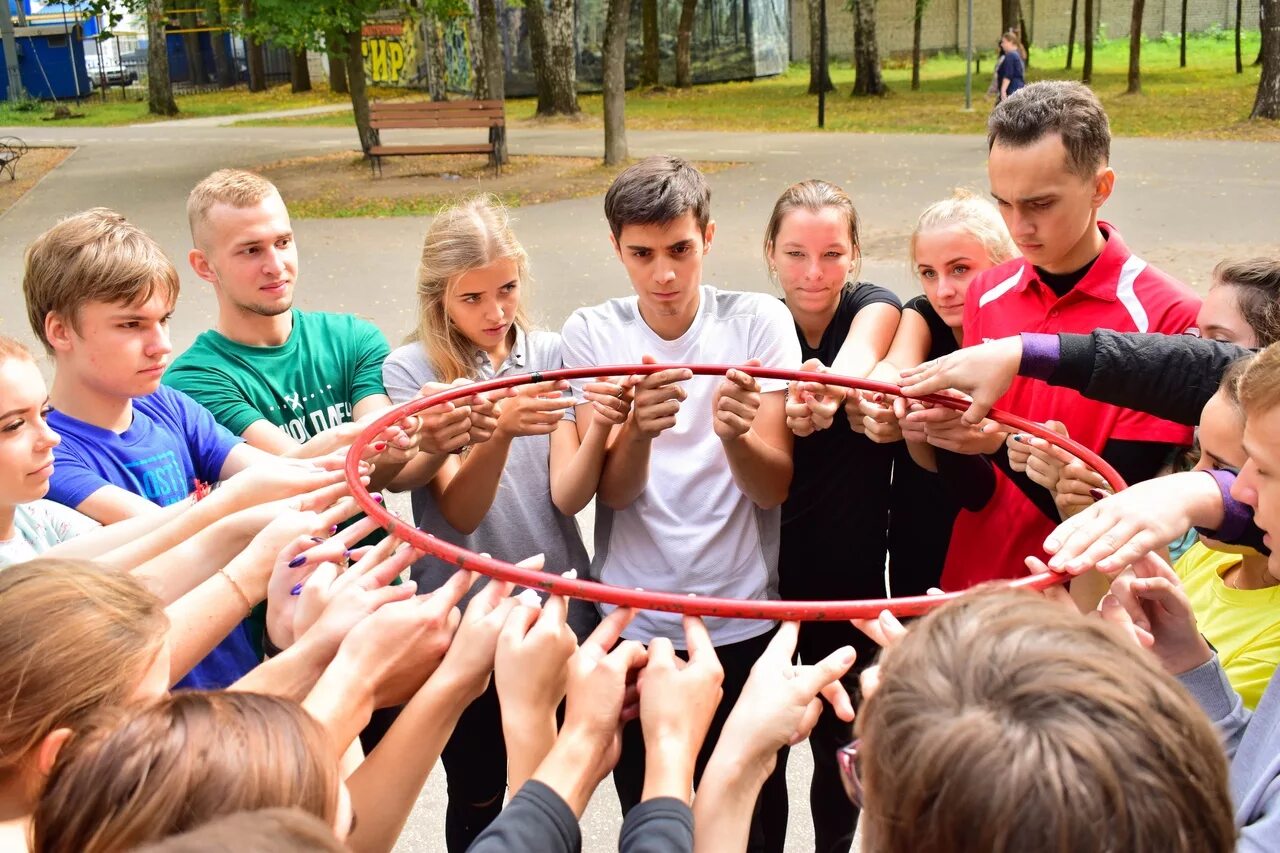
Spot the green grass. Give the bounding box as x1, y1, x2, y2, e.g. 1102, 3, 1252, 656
238, 31, 1276, 140
0, 81, 399, 127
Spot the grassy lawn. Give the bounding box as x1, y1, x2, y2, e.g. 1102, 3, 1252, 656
238, 31, 1275, 140
0, 81, 399, 127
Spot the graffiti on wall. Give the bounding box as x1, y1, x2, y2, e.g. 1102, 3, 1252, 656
362, 21, 426, 87
443, 20, 473, 93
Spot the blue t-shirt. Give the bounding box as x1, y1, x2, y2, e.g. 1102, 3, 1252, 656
999, 50, 1025, 97
46, 385, 255, 690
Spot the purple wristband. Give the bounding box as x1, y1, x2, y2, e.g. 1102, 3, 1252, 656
1195, 468, 1252, 542
1017, 333, 1060, 381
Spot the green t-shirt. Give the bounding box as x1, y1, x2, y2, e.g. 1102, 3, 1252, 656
164, 309, 391, 440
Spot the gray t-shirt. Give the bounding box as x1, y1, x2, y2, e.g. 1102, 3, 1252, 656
382, 328, 593, 632
0, 499, 100, 569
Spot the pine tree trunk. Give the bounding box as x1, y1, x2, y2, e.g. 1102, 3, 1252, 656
146, 0, 177, 115
422, 17, 448, 100
807, 0, 834, 93
603, 0, 631, 165
676, 0, 697, 87
546, 0, 580, 113
1253, 0, 1280, 118
477, 0, 508, 165
1179, 0, 1187, 67
346, 30, 378, 154
327, 30, 349, 94
291, 48, 312, 93
1126, 0, 1143, 94
525, 0, 556, 113
911, 0, 923, 90
1082, 0, 1094, 83
1067, 0, 1078, 68
851, 0, 887, 96
641, 0, 660, 85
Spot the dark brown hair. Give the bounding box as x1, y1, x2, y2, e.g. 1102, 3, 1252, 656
1213, 257, 1280, 348
131, 808, 345, 853
32, 691, 341, 853
987, 81, 1111, 179
604, 155, 711, 240
857, 586, 1236, 853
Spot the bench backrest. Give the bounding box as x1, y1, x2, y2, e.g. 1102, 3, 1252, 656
370, 100, 505, 130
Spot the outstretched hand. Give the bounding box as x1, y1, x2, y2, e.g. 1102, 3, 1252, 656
898, 335, 1024, 424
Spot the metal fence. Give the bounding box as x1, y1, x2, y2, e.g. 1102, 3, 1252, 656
83, 32, 292, 101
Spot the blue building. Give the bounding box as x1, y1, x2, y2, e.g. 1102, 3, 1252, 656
0, 22, 91, 100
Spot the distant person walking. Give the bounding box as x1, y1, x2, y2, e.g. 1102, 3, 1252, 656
996, 31, 1026, 104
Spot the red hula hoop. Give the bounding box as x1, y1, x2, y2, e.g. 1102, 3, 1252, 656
345, 365, 1126, 620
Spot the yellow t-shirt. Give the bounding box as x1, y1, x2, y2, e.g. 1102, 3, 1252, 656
1175, 541, 1280, 710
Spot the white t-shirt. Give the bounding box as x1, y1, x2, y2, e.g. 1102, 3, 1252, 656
561, 285, 802, 647
0, 499, 100, 569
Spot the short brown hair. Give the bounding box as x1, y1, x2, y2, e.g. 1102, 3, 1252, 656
1239, 341, 1280, 417
763, 179, 862, 282
987, 81, 1111, 179
0, 559, 168, 777
857, 586, 1236, 853
23, 208, 180, 354
604, 155, 711, 240
186, 168, 280, 243
132, 808, 345, 853
1213, 257, 1280, 348
33, 691, 341, 853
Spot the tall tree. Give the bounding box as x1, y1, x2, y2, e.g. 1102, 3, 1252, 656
524, 0, 555, 108
1000, 0, 1019, 34
1237, 0, 1245, 74
851, 0, 886, 96
675, 0, 697, 87
345, 29, 376, 153
1254, 0, 1280, 119
242, 0, 267, 91
422, 16, 448, 100
210, 5, 234, 86
1066, 0, 1078, 68
1126, 0, 1144, 94
603, 0, 631, 164
1082, 0, 1095, 83
1179, 0, 1187, 67
641, 0, 660, 85
146, 0, 177, 114
291, 48, 312, 92
327, 30, 349, 93
910, 0, 927, 90
527, 0, 580, 115
807, 0, 834, 93
476, 0, 508, 165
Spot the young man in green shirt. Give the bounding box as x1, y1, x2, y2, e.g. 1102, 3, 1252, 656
164, 169, 497, 489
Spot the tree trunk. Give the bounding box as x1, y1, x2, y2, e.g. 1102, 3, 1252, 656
1126, 0, 1143, 94
546, 0, 580, 113
291, 48, 312, 93
1179, 0, 1187, 67
1066, 0, 1078, 68
1019, 8, 1031, 65
1082, 0, 1094, 83
242, 0, 266, 91
603, 0, 631, 165
477, 0, 508, 165
327, 29, 349, 94
1253, 0, 1280, 118
470, 17, 489, 98
183, 30, 204, 84
1001, 0, 1019, 33
910, 0, 923, 90
146, 0, 177, 116
851, 0, 887, 96
676, 0, 697, 87
807, 0, 834, 93
346, 29, 378, 154
641, 0, 660, 86
422, 17, 448, 100
525, 0, 555, 112
210, 16, 233, 87
1237, 0, 1245, 74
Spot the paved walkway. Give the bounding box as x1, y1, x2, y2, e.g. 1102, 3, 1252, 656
0, 116, 1277, 853
144, 102, 354, 128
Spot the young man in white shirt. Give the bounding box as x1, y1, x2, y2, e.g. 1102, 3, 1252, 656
561, 156, 801, 852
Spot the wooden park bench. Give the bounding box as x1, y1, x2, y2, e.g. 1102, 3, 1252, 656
367, 100, 505, 177
0, 136, 28, 181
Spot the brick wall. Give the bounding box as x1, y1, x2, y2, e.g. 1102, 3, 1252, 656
790, 0, 1261, 60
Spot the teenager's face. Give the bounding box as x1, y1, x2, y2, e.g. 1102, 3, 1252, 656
1234, 405, 1280, 560
770, 206, 857, 317
0, 357, 60, 506
192, 193, 298, 319
1194, 391, 1248, 550
612, 212, 714, 326
914, 225, 995, 330
988, 134, 1111, 272
1198, 284, 1257, 348
52, 292, 174, 399
445, 257, 521, 354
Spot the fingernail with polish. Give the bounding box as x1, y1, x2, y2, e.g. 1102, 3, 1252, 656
329, 525, 338, 534
1088, 488, 1108, 501
372, 494, 383, 504
373, 441, 388, 452
1012, 434, 1025, 443
309, 536, 326, 543
288, 555, 307, 568
290, 582, 304, 596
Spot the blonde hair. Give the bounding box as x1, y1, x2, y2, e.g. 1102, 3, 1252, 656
1239, 341, 1280, 417
132, 808, 346, 853
0, 559, 168, 778
23, 209, 180, 355
762, 179, 862, 283
33, 691, 341, 853
0, 334, 35, 366
857, 586, 1236, 853
414, 194, 532, 383
186, 169, 280, 243
908, 189, 1016, 272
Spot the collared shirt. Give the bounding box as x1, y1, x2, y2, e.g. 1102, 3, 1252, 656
941, 222, 1201, 589
470, 325, 530, 378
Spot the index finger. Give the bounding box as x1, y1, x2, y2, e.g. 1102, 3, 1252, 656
422, 569, 478, 616
538, 593, 569, 630
682, 615, 717, 664
761, 621, 800, 663
641, 368, 692, 388
582, 607, 635, 654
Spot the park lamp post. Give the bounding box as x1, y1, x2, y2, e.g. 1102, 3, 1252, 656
964, 0, 974, 110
